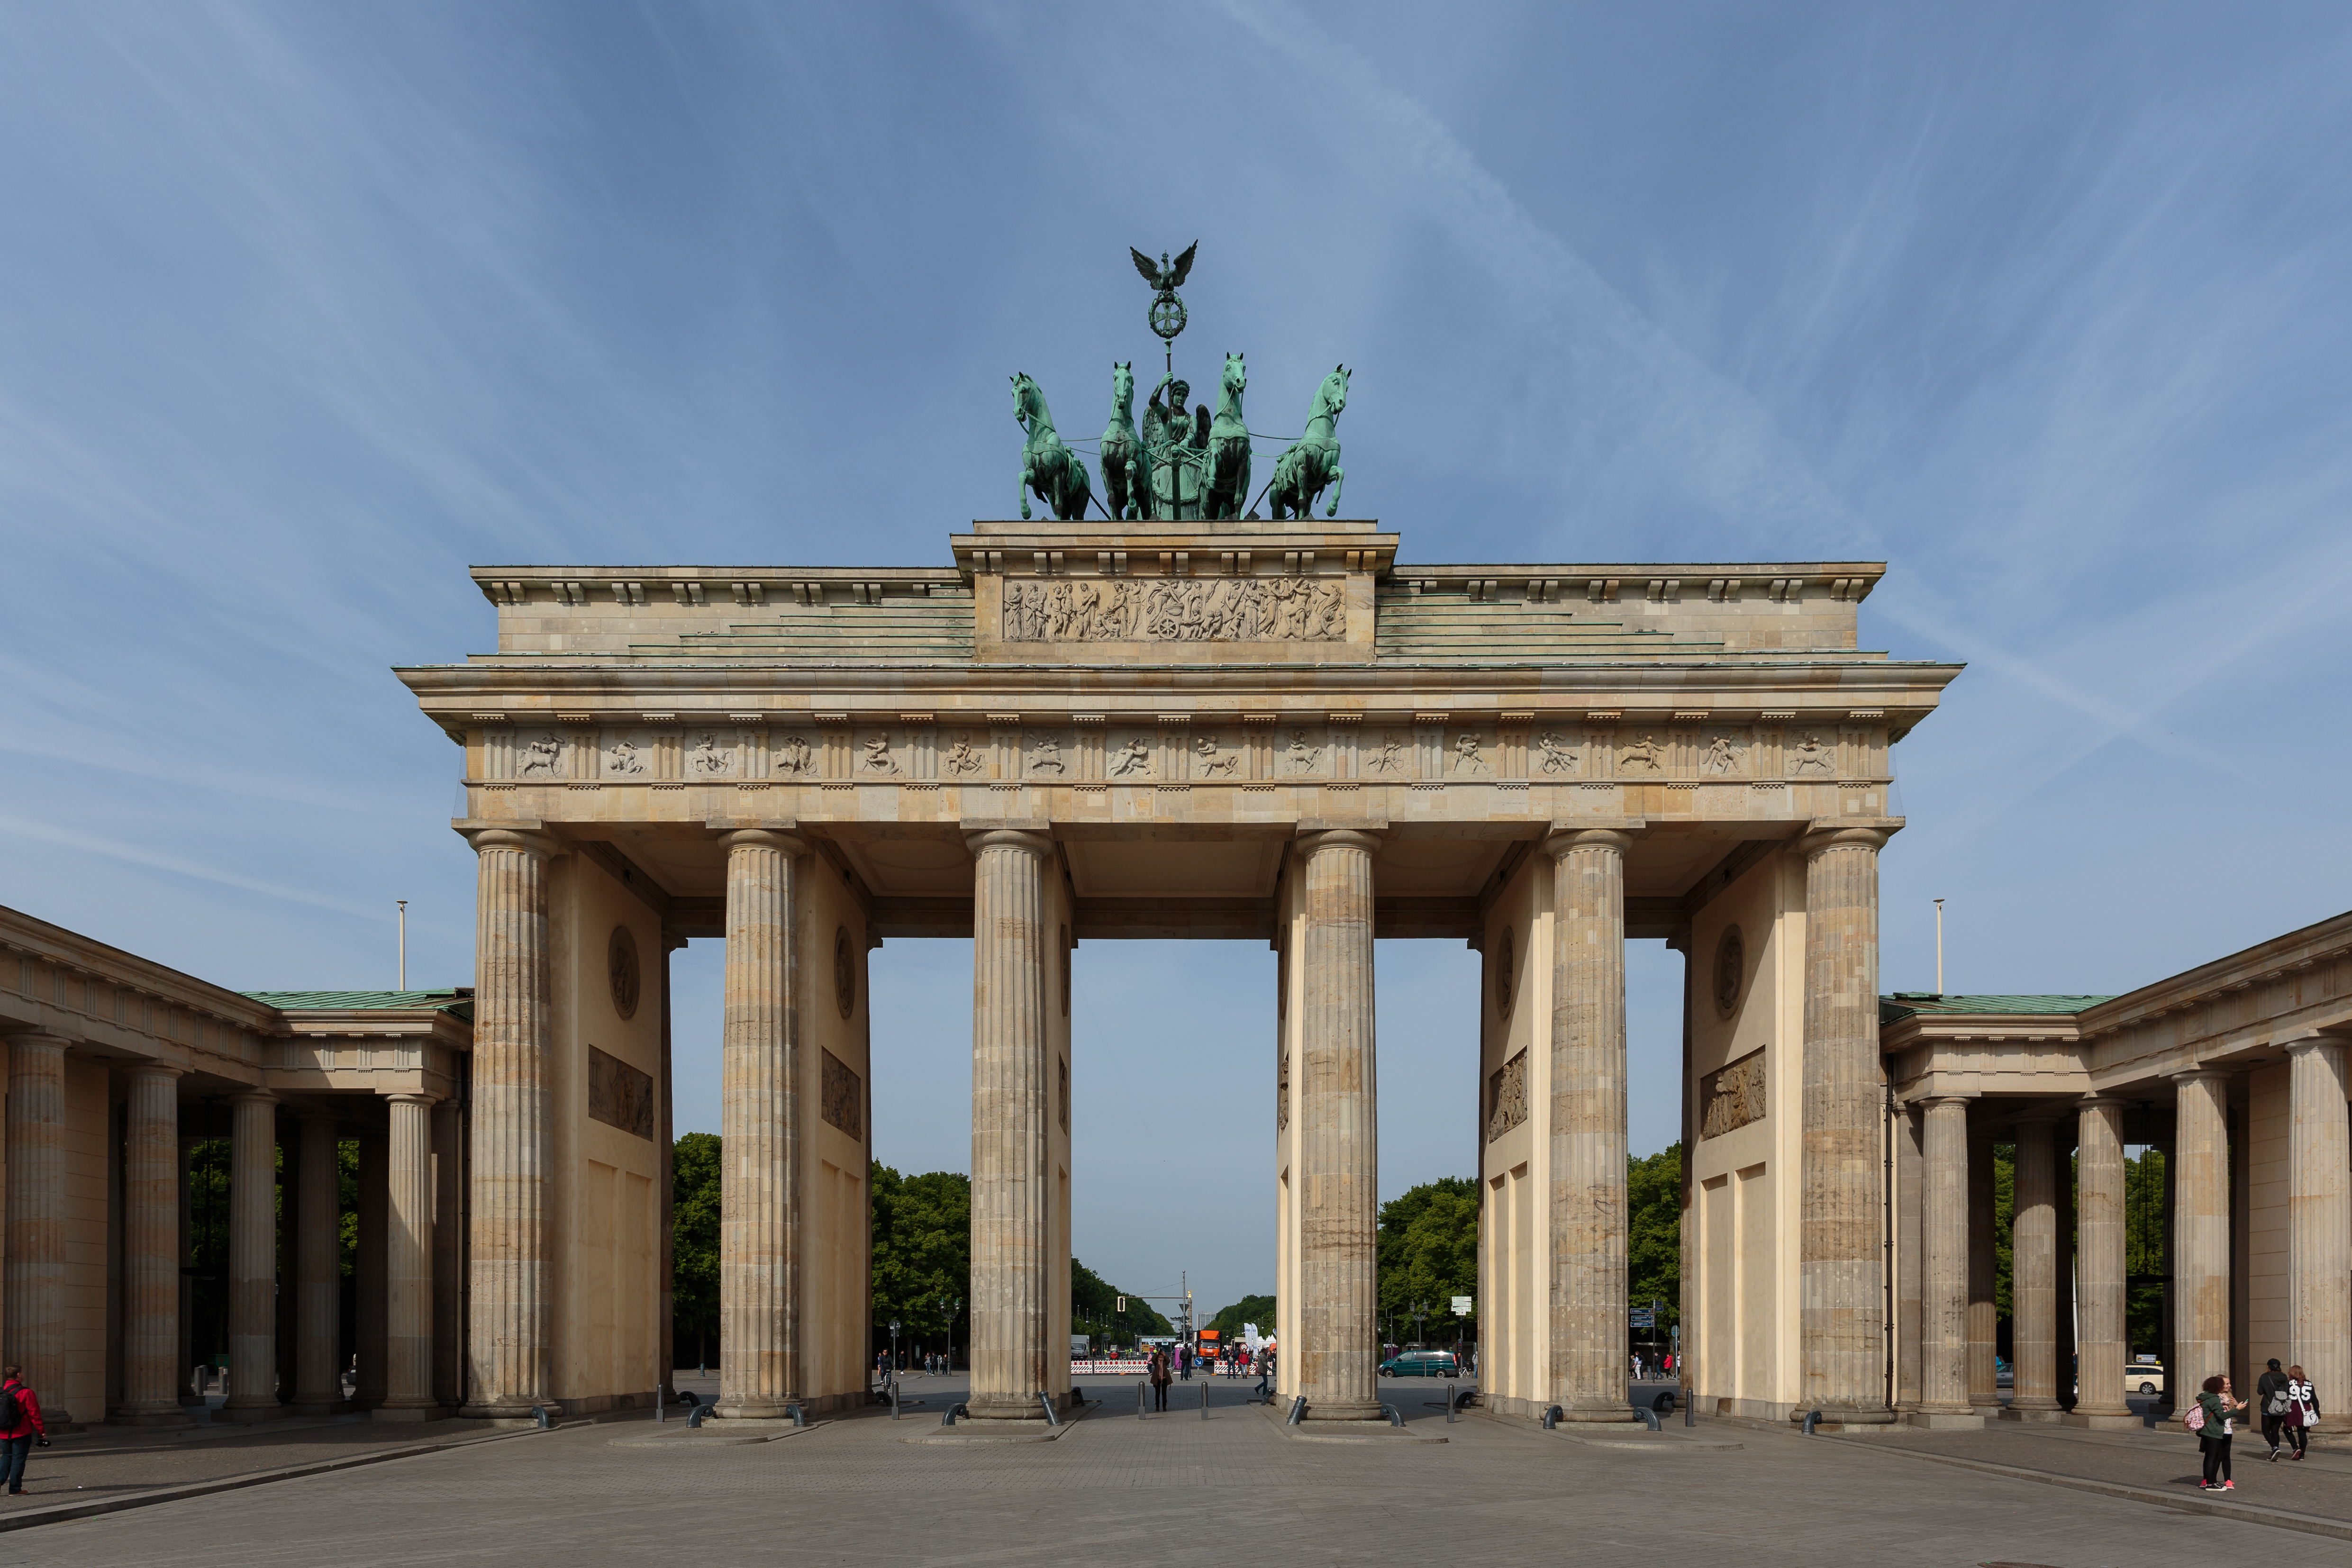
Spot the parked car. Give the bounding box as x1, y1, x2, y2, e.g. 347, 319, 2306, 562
1378, 1350, 1460, 1378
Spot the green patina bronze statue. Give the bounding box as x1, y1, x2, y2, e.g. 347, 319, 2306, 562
1201, 352, 1251, 520
1011, 371, 1092, 521
1099, 361, 1144, 520
1268, 364, 1349, 519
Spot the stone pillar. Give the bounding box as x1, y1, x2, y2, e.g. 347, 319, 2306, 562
1295, 828, 1382, 1422
2286, 1037, 2351, 1432
1798, 827, 1894, 1423
2006, 1116, 2061, 1420
1967, 1131, 1999, 1414
377, 1094, 437, 1418
117, 1065, 189, 1424
291, 1116, 341, 1414
967, 828, 1053, 1418
1894, 1104, 1923, 1410
1545, 827, 1637, 1422
2065, 1097, 2134, 1427
716, 828, 805, 1419
431, 1097, 463, 1410
355, 1127, 388, 1407
1915, 1097, 1979, 1425
221, 1089, 282, 1422
2171, 1071, 2230, 1400
4, 1034, 72, 1427
463, 827, 555, 1417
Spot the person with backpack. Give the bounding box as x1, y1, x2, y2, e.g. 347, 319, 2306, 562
0, 1366, 49, 1496
2256, 1357, 2291, 1459
2188, 1373, 2243, 1491
2278, 1365, 2320, 1461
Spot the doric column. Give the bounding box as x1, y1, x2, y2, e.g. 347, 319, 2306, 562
1894, 1104, 1923, 1410
221, 1089, 282, 1422
1916, 1097, 1979, 1424
291, 1115, 341, 1414
2065, 1097, 2134, 1426
1295, 828, 1382, 1421
2171, 1071, 2231, 1401
966, 827, 1053, 1417
716, 828, 806, 1419
4, 1034, 72, 1427
1545, 827, 1636, 1422
1967, 1131, 1998, 1413
118, 1065, 189, 1423
463, 827, 555, 1417
431, 1097, 463, 1411
356, 1126, 388, 1407
2287, 1037, 2351, 1432
2006, 1116, 2061, 1420
1798, 826, 1893, 1422
378, 1094, 437, 1418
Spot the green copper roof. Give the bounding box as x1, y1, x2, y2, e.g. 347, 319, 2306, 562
243, 990, 473, 1021
1880, 993, 2116, 1024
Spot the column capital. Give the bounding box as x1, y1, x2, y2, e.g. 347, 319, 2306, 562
465, 826, 558, 858
963, 826, 1054, 860
1798, 825, 1889, 859
718, 827, 808, 857
1543, 826, 1634, 860
1294, 827, 1383, 856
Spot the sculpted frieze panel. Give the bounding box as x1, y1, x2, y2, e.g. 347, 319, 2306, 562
1000, 574, 1344, 643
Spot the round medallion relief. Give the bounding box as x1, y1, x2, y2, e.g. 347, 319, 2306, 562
1713, 925, 1745, 1017
1495, 926, 1516, 1016
607, 925, 641, 1021
834, 925, 856, 1019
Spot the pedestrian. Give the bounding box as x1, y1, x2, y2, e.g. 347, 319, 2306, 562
2189, 1373, 2242, 1491
2257, 1357, 2290, 1459
2279, 1365, 2320, 1461
0, 1366, 48, 1497
1150, 1348, 1172, 1412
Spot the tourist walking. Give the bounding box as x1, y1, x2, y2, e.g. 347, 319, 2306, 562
0, 1366, 48, 1497
2257, 1358, 2291, 1459
2278, 1366, 2320, 1460
2190, 1374, 2243, 1490
1150, 1349, 1172, 1412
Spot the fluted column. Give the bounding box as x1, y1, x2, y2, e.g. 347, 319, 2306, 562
717, 829, 806, 1419
1546, 827, 1636, 1422
2065, 1097, 2134, 1426
463, 827, 554, 1417
1916, 1097, 1979, 1424
4, 1034, 71, 1427
291, 1115, 342, 1414
378, 1094, 437, 1418
2287, 1037, 2351, 1432
1967, 1131, 1998, 1413
1798, 826, 1893, 1422
967, 828, 1052, 1418
431, 1097, 463, 1410
2006, 1116, 2061, 1420
221, 1089, 282, 1422
1293, 828, 1382, 1421
118, 1065, 189, 1423
2171, 1072, 2231, 1401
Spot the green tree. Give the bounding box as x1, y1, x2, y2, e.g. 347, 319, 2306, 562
1205, 1294, 1275, 1337
1377, 1177, 1479, 1342
870, 1163, 971, 1341
672, 1133, 721, 1365
1627, 1144, 1682, 1329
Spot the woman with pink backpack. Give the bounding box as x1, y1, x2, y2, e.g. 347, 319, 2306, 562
2187, 1373, 2245, 1490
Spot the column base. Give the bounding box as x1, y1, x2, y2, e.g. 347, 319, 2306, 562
2061, 1407, 2142, 1431
1906, 1408, 1985, 1430
218, 1402, 287, 1425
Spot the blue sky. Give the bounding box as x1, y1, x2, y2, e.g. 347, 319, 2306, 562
6, 3, 2350, 1322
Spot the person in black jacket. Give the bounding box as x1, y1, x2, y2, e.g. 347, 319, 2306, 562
2256, 1358, 2291, 1459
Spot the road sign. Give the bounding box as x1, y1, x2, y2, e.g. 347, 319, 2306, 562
1629, 1309, 1655, 1328
1451, 1296, 1472, 1316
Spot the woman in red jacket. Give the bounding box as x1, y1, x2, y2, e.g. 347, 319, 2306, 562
0, 1365, 49, 1497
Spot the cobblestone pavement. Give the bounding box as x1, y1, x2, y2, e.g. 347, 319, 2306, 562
8, 1387, 2348, 1568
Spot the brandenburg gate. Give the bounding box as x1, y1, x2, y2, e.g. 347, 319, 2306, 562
399, 518, 1960, 1423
